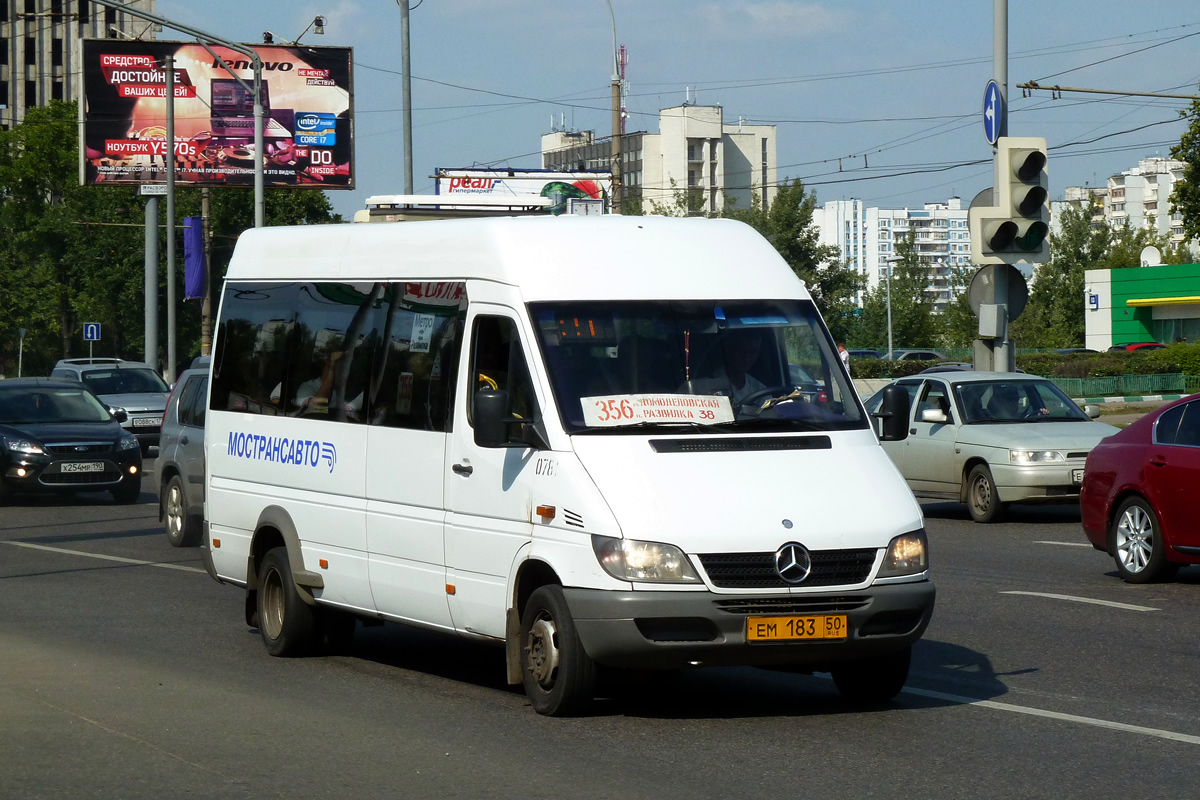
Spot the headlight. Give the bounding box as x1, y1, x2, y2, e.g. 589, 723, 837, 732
877, 530, 928, 578
3, 438, 44, 455
1009, 449, 1065, 463
592, 535, 700, 583
117, 437, 140, 451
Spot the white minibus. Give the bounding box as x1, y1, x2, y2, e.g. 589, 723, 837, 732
202, 215, 932, 715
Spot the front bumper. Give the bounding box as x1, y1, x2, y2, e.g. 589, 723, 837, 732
563, 580, 935, 671
2, 452, 142, 494
990, 461, 1087, 504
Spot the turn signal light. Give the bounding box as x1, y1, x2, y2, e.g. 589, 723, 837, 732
319, 559, 329, 569
445, 584, 456, 595
535, 505, 556, 520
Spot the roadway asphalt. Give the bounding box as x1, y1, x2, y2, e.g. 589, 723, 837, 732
1, 471, 1198, 799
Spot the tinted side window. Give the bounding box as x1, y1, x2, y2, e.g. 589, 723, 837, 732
176, 376, 201, 427
469, 316, 538, 427
1172, 403, 1200, 447
193, 378, 208, 428
211, 283, 302, 415
1154, 404, 1185, 445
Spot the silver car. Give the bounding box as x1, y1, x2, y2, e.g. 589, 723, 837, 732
50, 358, 170, 455
155, 366, 208, 546
865, 372, 1119, 522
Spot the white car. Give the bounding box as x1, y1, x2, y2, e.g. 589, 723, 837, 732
865, 372, 1119, 522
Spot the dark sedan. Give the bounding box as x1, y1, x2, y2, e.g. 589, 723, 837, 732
0, 379, 143, 504
1081, 394, 1200, 582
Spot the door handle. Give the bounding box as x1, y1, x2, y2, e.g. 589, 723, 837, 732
452, 463, 474, 476
909, 428, 917, 435
1149, 455, 1168, 467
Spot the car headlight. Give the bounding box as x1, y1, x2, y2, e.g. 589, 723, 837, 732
1009, 449, 1065, 463
3, 438, 45, 455
877, 530, 928, 578
117, 436, 140, 451
592, 535, 700, 583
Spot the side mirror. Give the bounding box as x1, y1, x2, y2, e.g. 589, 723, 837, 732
109, 406, 128, 423
919, 408, 948, 424
874, 384, 911, 442
474, 389, 510, 448
473, 389, 549, 450
1084, 404, 1101, 419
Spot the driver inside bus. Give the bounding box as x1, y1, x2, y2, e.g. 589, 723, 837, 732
709, 328, 767, 405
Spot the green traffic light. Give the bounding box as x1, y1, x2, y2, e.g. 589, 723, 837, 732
1015, 221, 1049, 251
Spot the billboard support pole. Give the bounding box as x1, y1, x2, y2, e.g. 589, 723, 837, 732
200, 188, 212, 356
400, 0, 413, 195
165, 54, 177, 383
144, 195, 159, 371
90, 1, 264, 227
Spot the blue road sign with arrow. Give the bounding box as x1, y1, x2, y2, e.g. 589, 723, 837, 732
83, 323, 101, 342
983, 80, 1003, 145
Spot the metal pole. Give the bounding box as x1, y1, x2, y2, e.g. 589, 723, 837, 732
165, 54, 177, 384
604, 0, 621, 211
886, 263, 894, 361
200, 188, 212, 356
994, 0, 1012, 372
17, 329, 24, 378
144, 195, 159, 368
994, 0, 1007, 139
253, 67, 265, 228
400, 0, 413, 194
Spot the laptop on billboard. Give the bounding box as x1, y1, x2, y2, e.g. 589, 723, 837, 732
209, 79, 290, 138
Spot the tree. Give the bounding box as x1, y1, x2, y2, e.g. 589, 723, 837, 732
1170, 96, 1200, 242
724, 179, 864, 342
0, 100, 337, 377
852, 230, 938, 351
1022, 202, 1110, 348
940, 264, 979, 348
1099, 219, 1189, 269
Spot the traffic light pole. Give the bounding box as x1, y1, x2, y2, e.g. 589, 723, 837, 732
978, 0, 1012, 372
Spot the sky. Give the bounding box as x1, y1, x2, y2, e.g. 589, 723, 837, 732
155, 0, 1200, 221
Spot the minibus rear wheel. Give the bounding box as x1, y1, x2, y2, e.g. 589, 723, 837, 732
520, 585, 596, 716
258, 546, 318, 657
831, 646, 910, 704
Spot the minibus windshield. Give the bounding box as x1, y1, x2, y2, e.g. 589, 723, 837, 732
530, 300, 867, 434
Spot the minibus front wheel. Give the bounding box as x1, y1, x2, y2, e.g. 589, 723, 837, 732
258, 547, 318, 657
520, 585, 596, 716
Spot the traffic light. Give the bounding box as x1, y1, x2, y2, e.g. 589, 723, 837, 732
969, 136, 1050, 265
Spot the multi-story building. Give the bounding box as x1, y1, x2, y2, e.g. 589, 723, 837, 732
813, 197, 971, 313
541, 104, 776, 216
1, 0, 156, 130
1057, 158, 1192, 254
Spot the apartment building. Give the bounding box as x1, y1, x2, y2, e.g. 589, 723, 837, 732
1, 0, 156, 129
542, 104, 776, 215
1056, 158, 1192, 253
813, 197, 971, 313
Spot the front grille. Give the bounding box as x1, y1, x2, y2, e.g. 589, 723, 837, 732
45, 442, 112, 455
40, 470, 122, 485
699, 549, 877, 589
714, 595, 871, 615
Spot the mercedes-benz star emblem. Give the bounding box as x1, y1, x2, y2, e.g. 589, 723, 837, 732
774, 542, 812, 584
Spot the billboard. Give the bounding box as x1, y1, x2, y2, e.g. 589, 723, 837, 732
435, 168, 611, 213
81, 40, 353, 189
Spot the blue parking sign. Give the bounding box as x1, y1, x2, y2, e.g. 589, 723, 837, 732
83, 323, 101, 341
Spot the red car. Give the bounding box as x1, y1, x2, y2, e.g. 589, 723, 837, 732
1081, 395, 1200, 582
1106, 342, 1166, 352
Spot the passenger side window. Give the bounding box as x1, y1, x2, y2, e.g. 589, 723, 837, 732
915, 382, 952, 423
176, 377, 200, 427
1172, 402, 1200, 447
1154, 404, 1185, 445
468, 316, 538, 427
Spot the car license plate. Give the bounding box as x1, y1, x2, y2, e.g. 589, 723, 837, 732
60, 461, 104, 473
1071, 468, 1084, 485
132, 416, 159, 427
746, 614, 848, 642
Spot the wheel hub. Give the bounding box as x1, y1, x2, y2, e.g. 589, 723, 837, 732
525, 616, 559, 687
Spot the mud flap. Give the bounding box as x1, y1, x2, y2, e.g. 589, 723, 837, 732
505, 606, 522, 685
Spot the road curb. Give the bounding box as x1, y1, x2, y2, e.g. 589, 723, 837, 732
1073, 394, 1186, 405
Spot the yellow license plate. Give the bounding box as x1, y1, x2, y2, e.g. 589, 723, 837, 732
746, 614, 848, 642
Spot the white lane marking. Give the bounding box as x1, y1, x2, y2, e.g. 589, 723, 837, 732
903, 687, 1200, 745
1000, 590, 1158, 612
1034, 541, 1092, 547
1, 541, 205, 574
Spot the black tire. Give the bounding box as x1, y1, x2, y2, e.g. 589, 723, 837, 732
163, 475, 200, 547
965, 464, 1005, 523
1109, 496, 1177, 584
832, 646, 911, 704
257, 546, 318, 657
111, 477, 142, 505
519, 585, 596, 716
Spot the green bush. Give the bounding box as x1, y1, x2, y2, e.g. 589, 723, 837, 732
1144, 343, 1200, 375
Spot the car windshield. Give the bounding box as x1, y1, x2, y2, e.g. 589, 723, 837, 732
530, 299, 866, 434
81, 368, 168, 395
955, 379, 1089, 423
0, 386, 113, 424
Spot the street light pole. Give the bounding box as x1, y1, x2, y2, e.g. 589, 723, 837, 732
603, 0, 621, 211
886, 255, 903, 360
